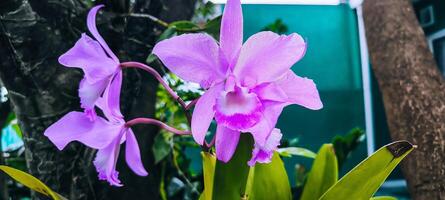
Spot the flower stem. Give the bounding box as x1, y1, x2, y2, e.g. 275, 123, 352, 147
125, 118, 190, 135
120, 62, 192, 125
186, 98, 199, 110
120, 13, 169, 28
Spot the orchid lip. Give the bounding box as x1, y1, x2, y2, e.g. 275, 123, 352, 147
214, 85, 263, 130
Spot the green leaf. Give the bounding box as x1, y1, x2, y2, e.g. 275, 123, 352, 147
204, 16, 222, 40
212, 134, 253, 200
332, 128, 365, 168
0, 165, 67, 200
200, 134, 292, 200
300, 144, 338, 200
169, 21, 200, 32
157, 27, 177, 42
146, 53, 158, 64
4, 157, 27, 172
195, 1, 217, 18
277, 147, 317, 159
153, 132, 173, 164
246, 153, 292, 200
200, 152, 216, 200
319, 141, 414, 200
370, 196, 398, 200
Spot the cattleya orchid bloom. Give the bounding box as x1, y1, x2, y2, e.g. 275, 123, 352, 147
58, 5, 120, 121
153, 0, 322, 164
44, 5, 147, 186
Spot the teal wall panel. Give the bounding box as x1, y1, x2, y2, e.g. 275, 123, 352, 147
243, 5, 362, 91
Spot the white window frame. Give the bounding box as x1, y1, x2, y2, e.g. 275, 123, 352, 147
419, 5, 435, 28
428, 29, 445, 53
427, 30, 445, 77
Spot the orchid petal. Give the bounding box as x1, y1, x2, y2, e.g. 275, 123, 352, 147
215, 125, 240, 163
248, 128, 282, 166
44, 112, 122, 150
214, 85, 263, 130
59, 34, 118, 83
153, 33, 226, 88
87, 5, 119, 62
191, 83, 224, 145
78, 78, 109, 113
94, 132, 124, 187
234, 31, 306, 86
220, 0, 243, 66
245, 102, 286, 146
97, 71, 124, 122
275, 71, 323, 110
252, 82, 288, 102
125, 128, 148, 176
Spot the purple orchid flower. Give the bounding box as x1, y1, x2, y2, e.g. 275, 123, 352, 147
45, 71, 148, 187
58, 5, 120, 120
153, 0, 322, 164
44, 5, 148, 186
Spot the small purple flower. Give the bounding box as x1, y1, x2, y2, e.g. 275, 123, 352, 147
44, 5, 147, 186
58, 5, 120, 120
45, 71, 148, 187
153, 0, 322, 164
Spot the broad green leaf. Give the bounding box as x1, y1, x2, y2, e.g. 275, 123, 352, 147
277, 147, 317, 159
301, 144, 338, 200
246, 153, 292, 200
200, 134, 292, 200
319, 141, 414, 200
200, 152, 216, 200
153, 132, 173, 164
0, 165, 67, 200
212, 134, 253, 200
370, 196, 397, 200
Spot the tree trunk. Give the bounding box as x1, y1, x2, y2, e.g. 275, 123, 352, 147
0, 0, 196, 199
362, 0, 445, 199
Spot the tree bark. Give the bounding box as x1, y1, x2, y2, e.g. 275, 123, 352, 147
363, 0, 445, 199
0, 0, 196, 199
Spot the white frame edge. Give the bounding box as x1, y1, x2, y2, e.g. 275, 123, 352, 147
427, 29, 445, 77
356, 6, 375, 156
357, 6, 408, 189
427, 29, 445, 52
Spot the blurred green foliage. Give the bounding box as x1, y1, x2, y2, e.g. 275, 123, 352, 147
332, 128, 365, 169
262, 19, 289, 34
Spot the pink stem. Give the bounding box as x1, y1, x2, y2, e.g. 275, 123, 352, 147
120, 61, 192, 125
186, 98, 199, 110
125, 118, 190, 135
